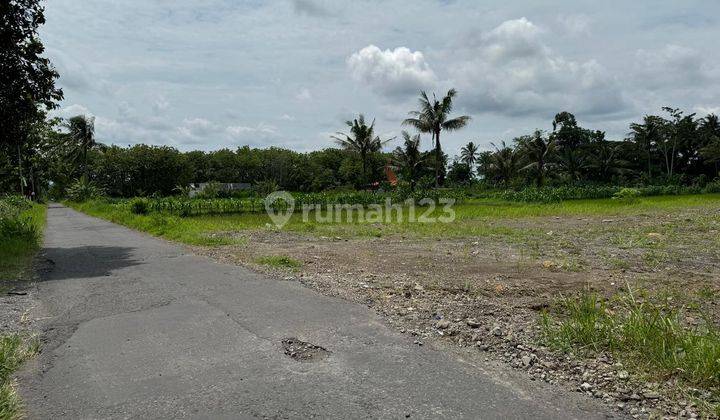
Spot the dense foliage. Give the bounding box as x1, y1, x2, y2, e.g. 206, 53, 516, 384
0, 196, 37, 241
0, 0, 62, 195
477, 109, 720, 188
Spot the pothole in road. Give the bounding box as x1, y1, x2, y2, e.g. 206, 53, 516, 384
281, 338, 330, 362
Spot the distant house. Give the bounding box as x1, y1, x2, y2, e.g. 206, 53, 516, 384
188, 182, 251, 197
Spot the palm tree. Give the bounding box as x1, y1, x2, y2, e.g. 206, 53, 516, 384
391, 131, 426, 191
403, 89, 471, 187
629, 116, 662, 179
488, 141, 519, 185
460, 141, 479, 168
516, 130, 554, 187
586, 138, 631, 181
331, 114, 392, 182
65, 115, 96, 177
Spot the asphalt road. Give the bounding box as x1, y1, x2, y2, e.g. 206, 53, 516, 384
18, 204, 612, 419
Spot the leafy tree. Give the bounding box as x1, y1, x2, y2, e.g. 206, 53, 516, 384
391, 131, 426, 191
331, 114, 391, 184
447, 160, 472, 185
700, 114, 720, 173
403, 89, 470, 187
550, 111, 588, 181
1, 0, 63, 194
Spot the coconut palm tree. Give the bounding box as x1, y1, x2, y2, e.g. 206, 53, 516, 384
488, 141, 519, 185
516, 130, 554, 187
391, 131, 426, 191
403, 89, 471, 187
65, 115, 96, 177
331, 114, 392, 182
586, 138, 631, 181
460, 141, 479, 168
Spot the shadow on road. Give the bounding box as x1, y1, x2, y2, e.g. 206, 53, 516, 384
38, 246, 141, 281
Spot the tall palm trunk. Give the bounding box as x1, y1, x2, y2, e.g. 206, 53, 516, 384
537, 158, 544, 187
361, 151, 367, 184
434, 130, 441, 187
17, 142, 24, 195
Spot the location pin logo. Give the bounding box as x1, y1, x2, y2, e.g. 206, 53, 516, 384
264, 191, 295, 228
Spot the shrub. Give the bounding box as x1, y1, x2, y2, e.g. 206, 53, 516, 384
129, 198, 150, 215
254, 179, 279, 196
612, 187, 641, 203
704, 180, 720, 194
66, 177, 104, 202
0, 197, 38, 243
196, 181, 221, 199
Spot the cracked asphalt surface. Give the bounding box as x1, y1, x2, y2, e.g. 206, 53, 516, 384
18, 204, 612, 419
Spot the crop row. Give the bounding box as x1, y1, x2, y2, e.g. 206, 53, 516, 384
122, 189, 468, 217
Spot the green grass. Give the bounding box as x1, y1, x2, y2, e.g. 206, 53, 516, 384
0, 335, 39, 419
68, 194, 720, 244
255, 255, 303, 269
0, 198, 45, 418
541, 289, 720, 415
0, 202, 46, 282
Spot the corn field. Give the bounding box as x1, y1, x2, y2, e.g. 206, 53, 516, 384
117, 189, 467, 217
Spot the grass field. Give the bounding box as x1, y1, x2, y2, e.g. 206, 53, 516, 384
68, 194, 720, 245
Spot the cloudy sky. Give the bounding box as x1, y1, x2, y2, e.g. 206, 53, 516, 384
42, 0, 720, 157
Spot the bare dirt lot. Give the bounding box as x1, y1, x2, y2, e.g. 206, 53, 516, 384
196, 207, 720, 418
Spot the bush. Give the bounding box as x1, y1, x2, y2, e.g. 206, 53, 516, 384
196, 181, 221, 199
612, 187, 641, 203
129, 198, 150, 215
0, 196, 38, 243
66, 177, 104, 202
704, 180, 720, 194
254, 179, 279, 196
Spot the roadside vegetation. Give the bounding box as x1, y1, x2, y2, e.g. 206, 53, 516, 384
0, 196, 46, 418
255, 255, 303, 269
0, 197, 46, 285
542, 289, 720, 416
0, 335, 39, 419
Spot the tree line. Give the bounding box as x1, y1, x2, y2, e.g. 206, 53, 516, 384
2, 1, 719, 199
473, 108, 720, 188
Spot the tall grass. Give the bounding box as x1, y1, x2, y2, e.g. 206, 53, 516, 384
541, 289, 720, 410
0, 197, 46, 281
0, 335, 39, 419
0, 197, 45, 419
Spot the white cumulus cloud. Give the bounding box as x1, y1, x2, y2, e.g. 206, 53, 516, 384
448, 17, 630, 118
347, 45, 437, 97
